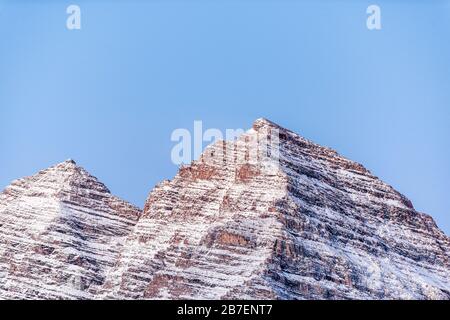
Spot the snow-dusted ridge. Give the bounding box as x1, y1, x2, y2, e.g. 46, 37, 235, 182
0, 159, 141, 299
0, 119, 449, 299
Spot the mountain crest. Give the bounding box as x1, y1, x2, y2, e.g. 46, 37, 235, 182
0, 160, 141, 299
106, 118, 450, 300
0, 118, 448, 300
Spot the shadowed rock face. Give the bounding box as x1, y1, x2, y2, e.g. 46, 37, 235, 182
105, 118, 450, 300
0, 119, 449, 300
0, 160, 141, 299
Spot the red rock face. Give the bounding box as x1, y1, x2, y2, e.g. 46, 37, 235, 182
0, 119, 449, 300
104, 119, 450, 300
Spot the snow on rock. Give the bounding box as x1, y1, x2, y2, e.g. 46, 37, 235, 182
0, 119, 449, 300
105, 118, 450, 300
0, 160, 141, 299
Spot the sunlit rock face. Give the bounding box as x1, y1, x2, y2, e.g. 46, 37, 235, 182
0, 160, 140, 299
105, 118, 450, 300
0, 119, 449, 300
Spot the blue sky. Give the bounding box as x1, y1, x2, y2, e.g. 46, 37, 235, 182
0, 1, 449, 234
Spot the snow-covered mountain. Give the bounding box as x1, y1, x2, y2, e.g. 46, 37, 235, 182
0, 119, 449, 299
0, 160, 140, 299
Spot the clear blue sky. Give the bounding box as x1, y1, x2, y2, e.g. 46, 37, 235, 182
1, 1, 449, 234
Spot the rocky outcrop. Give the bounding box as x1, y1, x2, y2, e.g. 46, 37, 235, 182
105, 118, 450, 300
0, 119, 449, 300
0, 160, 140, 299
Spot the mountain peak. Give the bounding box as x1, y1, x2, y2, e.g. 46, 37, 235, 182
0, 158, 141, 299
130, 118, 450, 300
0, 121, 449, 300
49, 158, 79, 174
252, 117, 282, 131
64, 158, 76, 165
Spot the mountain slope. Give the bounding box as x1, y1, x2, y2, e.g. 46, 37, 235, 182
0, 119, 448, 300
105, 118, 450, 299
0, 160, 140, 299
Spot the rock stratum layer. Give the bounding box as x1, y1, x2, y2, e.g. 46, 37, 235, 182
0, 119, 449, 299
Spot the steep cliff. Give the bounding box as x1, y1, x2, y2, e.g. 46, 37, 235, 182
105, 119, 450, 299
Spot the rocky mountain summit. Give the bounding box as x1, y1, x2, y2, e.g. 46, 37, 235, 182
0, 119, 449, 299
0, 160, 140, 299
